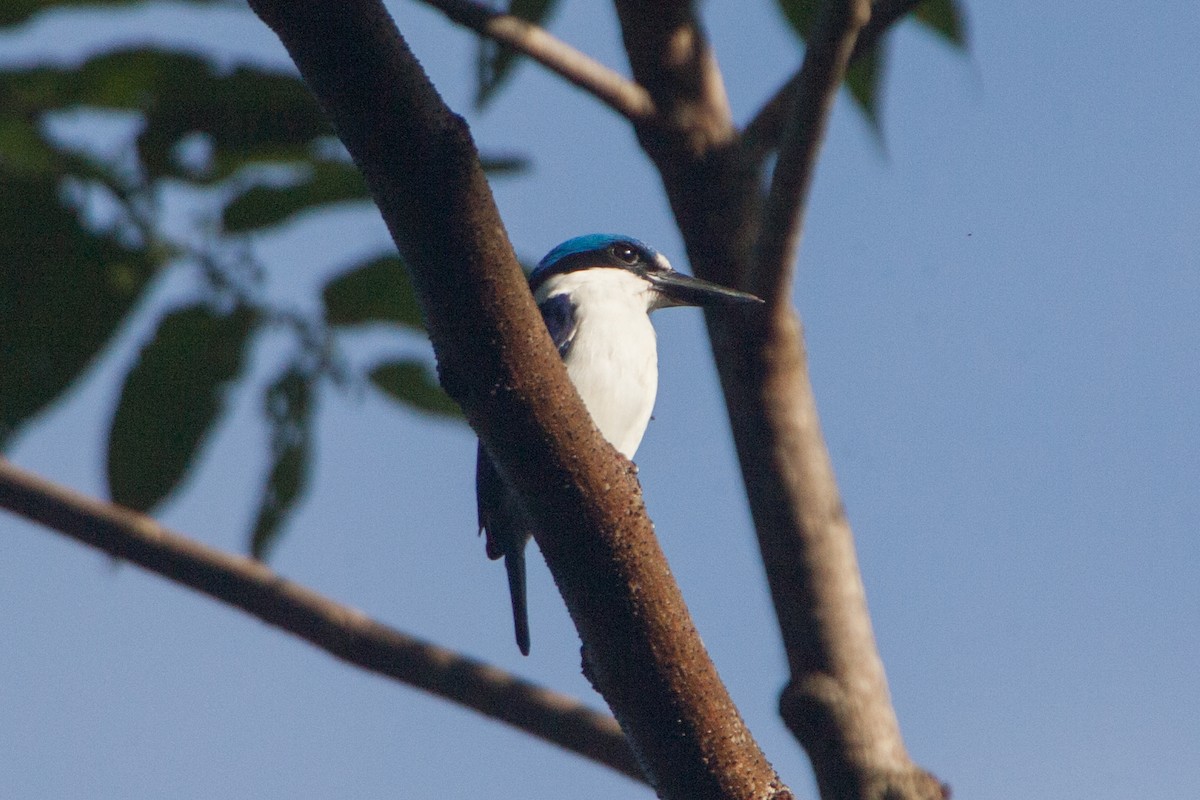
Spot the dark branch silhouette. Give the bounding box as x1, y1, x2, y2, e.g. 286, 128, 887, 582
243, 1, 792, 798
0, 458, 644, 781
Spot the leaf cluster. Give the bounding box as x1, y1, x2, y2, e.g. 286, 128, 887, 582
0, 3, 486, 558
1, 0, 961, 558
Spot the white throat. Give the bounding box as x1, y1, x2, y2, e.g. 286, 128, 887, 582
535, 269, 659, 458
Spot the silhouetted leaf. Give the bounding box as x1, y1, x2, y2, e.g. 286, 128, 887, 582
0, 169, 158, 448
0, 0, 156, 27
777, 0, 818, 39
322, 254, 424, 330
479, 153, 532, 177
914, 0, 967, 47
250, 366, 314, 560
135, 55, 330, 182
369, 360, 460, 418
106, 304, 256, 511
845, 41, 884, 133
0, 48, 329, 183
775, 0, 967, 122
222, 159, 368, 232
0, 114, 63, 175
475, 0, 561, 108
218, 149, 525, 234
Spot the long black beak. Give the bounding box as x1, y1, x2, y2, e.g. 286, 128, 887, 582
648, 270, 764, 308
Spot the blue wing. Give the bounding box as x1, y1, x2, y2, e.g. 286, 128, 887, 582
476, 442, 531, 654
475, 292, 577, 656
539, 293, 577, 358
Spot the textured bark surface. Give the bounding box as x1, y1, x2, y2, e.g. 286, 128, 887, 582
613, 1, 946, 797
245, 1, 792, 798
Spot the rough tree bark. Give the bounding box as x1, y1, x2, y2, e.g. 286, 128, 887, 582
243, 1, 791, 798
611, 1, 946, 798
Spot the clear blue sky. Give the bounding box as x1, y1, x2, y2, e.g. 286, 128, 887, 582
3, 2, 1198, 798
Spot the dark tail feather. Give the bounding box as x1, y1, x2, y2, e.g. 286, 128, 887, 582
505, 551, 531, 656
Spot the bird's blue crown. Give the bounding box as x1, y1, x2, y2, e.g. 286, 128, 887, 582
530, 233, 659, 287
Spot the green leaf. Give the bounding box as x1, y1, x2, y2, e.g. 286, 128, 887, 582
845, 41, 884, 133
0, 169, 158, 447
369, 360, 460, 418
220, 151, 525, 233
475, 0, 561, 108
0, 0, 156, 27
106, 304, 256, 511
0, 114, 63, 175
914, 0, 967, 47
479, 153, 532, 177
776, 0, 966, 46
777, 0, 818, 39
0, 49, 329, 183
136, 56, 331, 182
222, 159, 368, 232
778, 0, 889, 118
322, 254, 424, 330
775, 0, 967, 124
249, 366, 314, 560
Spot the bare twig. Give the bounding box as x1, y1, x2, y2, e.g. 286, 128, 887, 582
0, 458, 645, 782
740, 72, 800, 163
742, 0, 925, 160
415, 0, 655, 122
853, 0, 928, 61
750, 0, 869, 304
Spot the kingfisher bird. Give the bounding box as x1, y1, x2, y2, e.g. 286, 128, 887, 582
476, 233, 762, 655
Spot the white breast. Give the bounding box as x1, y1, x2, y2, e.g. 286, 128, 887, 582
536, 269, 658, 459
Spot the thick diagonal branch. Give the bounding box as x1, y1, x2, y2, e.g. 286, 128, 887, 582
244, 2, 789, 798
0, 458, 642, 780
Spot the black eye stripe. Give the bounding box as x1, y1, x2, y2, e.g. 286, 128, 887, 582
529, 241, 667, 294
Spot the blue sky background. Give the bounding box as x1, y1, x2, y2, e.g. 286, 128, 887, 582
3, 2, 1199, 798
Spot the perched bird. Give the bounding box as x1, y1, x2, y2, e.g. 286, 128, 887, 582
477, 233, 762, 654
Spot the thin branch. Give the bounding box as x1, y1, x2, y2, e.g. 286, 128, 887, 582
0, 458, 644, 783
853, 0, 927, 61
740, 73, 799, 163
416, 0, 655, 122
748, 0, 869, 305
742, 0, 925, 161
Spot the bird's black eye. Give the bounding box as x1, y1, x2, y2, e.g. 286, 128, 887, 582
610, 243, 640, 265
